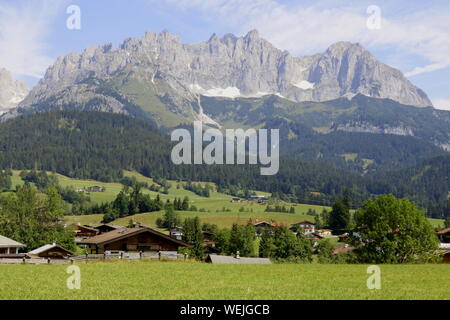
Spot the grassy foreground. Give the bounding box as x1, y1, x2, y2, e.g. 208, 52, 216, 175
1, 261, 449, 300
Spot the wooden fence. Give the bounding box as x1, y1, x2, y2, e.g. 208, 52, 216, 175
0, 252, 189, 265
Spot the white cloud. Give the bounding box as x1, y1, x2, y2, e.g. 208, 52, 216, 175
433, 99, 450, 111
153, 0, 450, 77
0, 0, 68, 78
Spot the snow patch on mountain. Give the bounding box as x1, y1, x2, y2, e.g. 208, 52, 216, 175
292, 80, 315, 90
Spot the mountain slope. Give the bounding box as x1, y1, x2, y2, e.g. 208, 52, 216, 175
201, 94, 450, 171
9, 30, 431, 125
0, 110, 376, 204
0, 110, 447, 215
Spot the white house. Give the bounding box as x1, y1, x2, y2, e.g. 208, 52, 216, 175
290, 221, 316, 235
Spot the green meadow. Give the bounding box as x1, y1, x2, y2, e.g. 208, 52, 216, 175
9, 170, 445, 229
1, 262, 449, 300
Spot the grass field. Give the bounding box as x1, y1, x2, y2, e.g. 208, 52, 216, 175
1, 261, 449, 300
65, 210, 320, 228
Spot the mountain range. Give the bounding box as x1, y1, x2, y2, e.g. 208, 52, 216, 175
0, 68, 28, 114
7, 30, 432, 122
0, 29, 448, 183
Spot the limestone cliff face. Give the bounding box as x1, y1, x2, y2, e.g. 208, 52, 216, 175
0, 68, 28, 114
16, 29, 432, 120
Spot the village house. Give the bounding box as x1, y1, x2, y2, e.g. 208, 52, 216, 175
202, 231, 220, 254
86, 186, 105, 193
76, 225, 100, 237
305, 233, 324, 241
315, 229, 333, 237
27, 243, 74, 260
81, 227, 191, 254
168, 227, 219, 253
436, 227, 450, 243
231, 197, 243, 203
248, 195, 269, 204
0, 235, 25, 255
94, 224, 122, 234
248, 220, 282, 235
338, 233, 350, 243
72, 224, 101, 247
290, 221, 316, 235
169, 227, 184, 241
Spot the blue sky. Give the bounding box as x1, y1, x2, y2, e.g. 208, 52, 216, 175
1, 0, 449, 109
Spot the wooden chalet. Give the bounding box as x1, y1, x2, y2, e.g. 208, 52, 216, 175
76, 225, 99, 237
0, 235, 25, 255
80, 227, 191, 254
27, 243, 74, 259
74, 224, 100, 246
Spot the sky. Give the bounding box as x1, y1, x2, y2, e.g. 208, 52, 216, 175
0, 0, 449, 110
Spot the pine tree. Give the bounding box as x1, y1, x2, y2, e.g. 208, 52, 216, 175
182, 217, 204, 260
259, 230, 276, 258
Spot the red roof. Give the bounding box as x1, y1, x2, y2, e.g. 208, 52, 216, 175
437, 227, 450, 235
249, 220, 282, 227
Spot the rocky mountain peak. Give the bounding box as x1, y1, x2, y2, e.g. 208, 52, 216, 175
15, 29, 433, 122
0, 68, 28, 114
244, 29, 261, 40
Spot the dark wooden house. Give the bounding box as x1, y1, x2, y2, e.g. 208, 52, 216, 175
76, 225, 100, 237
80, 227, 191, 254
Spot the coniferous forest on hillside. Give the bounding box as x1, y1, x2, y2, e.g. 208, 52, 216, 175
0, 110, 447, 218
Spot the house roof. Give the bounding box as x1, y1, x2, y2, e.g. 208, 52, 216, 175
291, 221, 316, 226
251, 220, 282, 227
437, 227, 450, 235
77, 225, 100, 233
28, 244, 74, 256
80, 227, 191, 247
94, 224, 122, 230
254, 222, 276, 227
0, 235, 25, 248
206, 255, 272, 265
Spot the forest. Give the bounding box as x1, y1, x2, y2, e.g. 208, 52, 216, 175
0, 110, 447, 218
